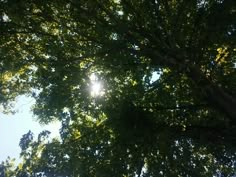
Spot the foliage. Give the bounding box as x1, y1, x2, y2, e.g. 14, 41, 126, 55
1, 0, 236, 176
0, 157, 16, 177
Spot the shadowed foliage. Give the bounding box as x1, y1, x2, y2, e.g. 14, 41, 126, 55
1, 0, 236, 176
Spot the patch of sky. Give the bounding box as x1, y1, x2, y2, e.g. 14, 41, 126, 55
150, 71, 161, 84
0, 96, 60, 163
2, 13, 10, 22
117, 10, 124, 16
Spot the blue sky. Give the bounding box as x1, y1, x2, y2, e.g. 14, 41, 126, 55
0, 96, 60, 163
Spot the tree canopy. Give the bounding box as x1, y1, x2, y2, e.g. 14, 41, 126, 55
1, 0, 236, 176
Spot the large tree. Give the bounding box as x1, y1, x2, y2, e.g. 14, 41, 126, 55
1, 0, 236, 176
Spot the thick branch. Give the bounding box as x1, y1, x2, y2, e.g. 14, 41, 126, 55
187, 65, 236, 122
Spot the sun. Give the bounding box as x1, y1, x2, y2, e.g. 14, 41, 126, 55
90, 73, 103, 97
91, 82, 102, 97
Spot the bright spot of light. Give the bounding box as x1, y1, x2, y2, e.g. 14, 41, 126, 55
91, 82, 102, 97
89, 73, 104, 97
150, 71, 161, 83
3, 13, 10, 22
117, 10, 124, 15
90, 73, 97, 81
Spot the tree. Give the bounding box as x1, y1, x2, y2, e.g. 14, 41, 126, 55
1, 0, 236, 176
0, 157, 16, 177
14, 130, 71, 177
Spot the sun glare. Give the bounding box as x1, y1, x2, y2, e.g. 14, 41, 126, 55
91, 82, 102, 96
90, 73, 103, 97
